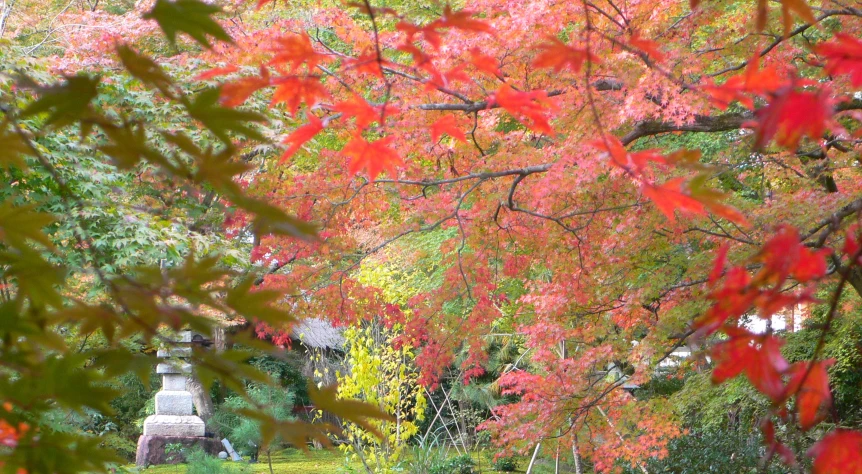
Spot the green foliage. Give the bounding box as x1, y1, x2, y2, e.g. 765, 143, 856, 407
620, 429, 785, 474
784, 316, 862, 425
431, 454, 476, 474
212, 382, 296, 459
186, 448, 236, 474
491, 455, 517, 472
673, 371, 771, 431
0, 19, 389, 474
144, 0, 232, 49
405, 441, 449, 474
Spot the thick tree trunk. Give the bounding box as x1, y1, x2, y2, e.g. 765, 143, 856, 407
847, 267, 862, 301
187, 373, 216, 435
187, 326, 226, 437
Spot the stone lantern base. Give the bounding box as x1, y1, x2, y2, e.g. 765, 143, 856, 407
135, 435, 221, 466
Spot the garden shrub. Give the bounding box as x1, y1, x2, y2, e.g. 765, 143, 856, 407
492, 455, 517, 472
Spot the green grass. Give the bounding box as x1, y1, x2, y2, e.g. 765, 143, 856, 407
130, 448, 360, 474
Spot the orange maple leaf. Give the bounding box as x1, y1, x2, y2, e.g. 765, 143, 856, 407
693, 0, 815, 36
396, 21, 443, 50
332, 95, 380, 129
344, 51, 388, 78
786, 360, 835, 431
641, 179, 707, 224
220, 66, 271, 107
430, 115, 467, 143
270, 76, 329, 116
770, 0, 816, 36
269, 33, 328, 73
434, 5, 493, 34
469, 48, 501, 77
628, 31, 664, 62
704, 55, 787, 110
492, 84, 554, 134
342, 135, 403, 181
280, 115, 324, 163
817, 34, 862, 87
591, 135, 666, 174
533, 37, 598, 73
807, 429, 862, 474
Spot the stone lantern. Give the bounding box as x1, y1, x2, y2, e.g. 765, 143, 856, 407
135, 331, 220, 466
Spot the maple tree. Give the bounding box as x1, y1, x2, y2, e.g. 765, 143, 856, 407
2, 0, 862, 472
185, 0, 862, 470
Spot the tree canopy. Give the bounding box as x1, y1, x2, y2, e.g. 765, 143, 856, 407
1, 0, 862, 472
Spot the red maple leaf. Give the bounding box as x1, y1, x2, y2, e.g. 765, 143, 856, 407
757, 225, 830, 284
817, 34, 862, 87
469, 49, 501, 77
220, 66, 271, 107
421, 63, 471, 91
695, 266, 756, 335
704, 55, 787, 110
807, 429, 862, 474
785, 360, 835, 431
641, 179, 707, 224
195, 65, 239, 81
753, 87, 832, 150
430, 115, 467, 143
533, 37, 598, 73
332, 95, 380, 129
270, 76, 329, 116
434, 5, 493, 34
591, 135, 669, 176
269, 33, 328, 73
762, 419, 796, 466
708, 245, 729, 285
396, 41, 430, 65
342, 134, 403, 181
711, 329, 789, 402
396, 21, 442, 50
492, 84, 554, 134
344, 51, 388, 78
280, 115, 324, 163
628, 31, 665, 62
845, 225, 861, 260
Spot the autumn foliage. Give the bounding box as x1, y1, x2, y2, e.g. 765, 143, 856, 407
196, 0, 862, 470
3, 0, 862, 471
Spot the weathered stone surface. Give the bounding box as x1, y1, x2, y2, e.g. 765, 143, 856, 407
135, 435, 220, 467
162, 374, 187, 391
143, 415, 205, 437
218, 451, 228, 460
157, 346, 193, 358
155, 391, 194, 416
156, 362, 191, 374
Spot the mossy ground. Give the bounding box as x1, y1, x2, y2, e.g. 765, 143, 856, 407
127, 448, 573, 473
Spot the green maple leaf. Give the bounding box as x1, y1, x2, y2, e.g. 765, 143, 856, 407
184, 88, 266, 144
21, 75, 99, 127
116, 45, 174, 96
144, 0, 232, 49
0, 128, 32, 169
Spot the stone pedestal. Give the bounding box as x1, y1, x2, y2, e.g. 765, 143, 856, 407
135, 435, 221, 466
136, 331, 210, 467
